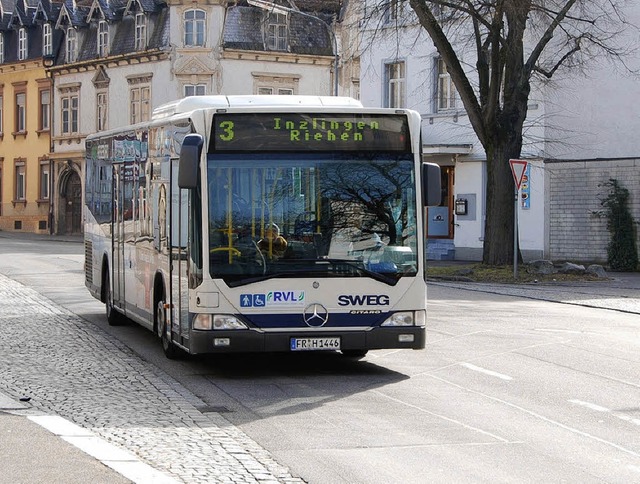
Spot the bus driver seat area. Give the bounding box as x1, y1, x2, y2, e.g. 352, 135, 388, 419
258, 223, 288, 259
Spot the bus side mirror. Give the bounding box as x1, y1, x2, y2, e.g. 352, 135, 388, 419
422, 162, 441, 206
178, 134, 203, 189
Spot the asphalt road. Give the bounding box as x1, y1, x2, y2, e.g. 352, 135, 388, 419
1, 233, 639, 483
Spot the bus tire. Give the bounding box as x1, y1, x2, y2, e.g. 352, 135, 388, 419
104, 270, 124, 326
341, 350, 368, 359
156, 294, 181, 360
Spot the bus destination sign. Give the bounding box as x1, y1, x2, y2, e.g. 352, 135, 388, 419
211, 113, 410, 152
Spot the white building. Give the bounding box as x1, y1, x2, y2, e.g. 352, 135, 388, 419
358, 2, 640, 263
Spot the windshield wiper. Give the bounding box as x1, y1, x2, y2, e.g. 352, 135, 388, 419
321, 258, 398, 285
224, 270, 305, 288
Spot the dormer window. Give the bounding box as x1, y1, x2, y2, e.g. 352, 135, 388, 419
98, 21, 109, 57
18, 28, 28, 61
184, 9, 205, 47
135, 13, 147, 50
66, 28, 77, 63
43, 23, 53, 57
267, 13, 287, 51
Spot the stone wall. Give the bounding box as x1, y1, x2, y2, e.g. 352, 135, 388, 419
546, 158, 640, 264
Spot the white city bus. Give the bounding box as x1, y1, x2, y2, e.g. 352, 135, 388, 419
84, 95, 440, 359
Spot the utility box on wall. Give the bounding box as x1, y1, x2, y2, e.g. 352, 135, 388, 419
455, 198, 468, 215
455, 194, 476, 221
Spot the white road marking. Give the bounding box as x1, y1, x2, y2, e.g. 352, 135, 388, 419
617, 415, 640, 425
460, 362, 513, 381
568, 399, 610, 412
416, 339, 570, 377
569, 400, 640, 426
28, 415, 179, 484
428, 329, 491, 344
428, 375, 640, 458
534, 328, 584, 334
372, 390, 512, 443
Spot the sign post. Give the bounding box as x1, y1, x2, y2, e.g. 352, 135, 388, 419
509, 159, 528, 278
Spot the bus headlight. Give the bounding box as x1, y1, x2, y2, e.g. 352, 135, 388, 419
193, 314, 248, 330
214, 315, 247, 330
381, 311, 425, 327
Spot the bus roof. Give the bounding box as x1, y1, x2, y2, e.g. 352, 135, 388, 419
152, 95, 364, 120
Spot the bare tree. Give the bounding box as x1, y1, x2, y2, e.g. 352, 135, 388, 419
360, 0, 636, 264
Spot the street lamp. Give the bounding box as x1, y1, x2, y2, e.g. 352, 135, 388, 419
247, 0, 339, 96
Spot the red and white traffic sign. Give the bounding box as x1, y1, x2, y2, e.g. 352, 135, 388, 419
509, 159, 528, 190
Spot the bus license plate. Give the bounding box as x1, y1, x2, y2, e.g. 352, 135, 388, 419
290, 337, 341, 351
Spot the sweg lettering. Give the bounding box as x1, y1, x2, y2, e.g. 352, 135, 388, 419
337, 295, 390, 306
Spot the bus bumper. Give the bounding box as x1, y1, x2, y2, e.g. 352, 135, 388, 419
188, 327, 425, 354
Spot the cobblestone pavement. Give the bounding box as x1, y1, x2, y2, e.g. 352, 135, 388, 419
0, 273, 304, 484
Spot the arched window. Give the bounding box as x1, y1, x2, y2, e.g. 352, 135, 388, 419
184, 9, 206, 47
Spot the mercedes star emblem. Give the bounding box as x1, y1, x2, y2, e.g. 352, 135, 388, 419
303, 303, 329, 327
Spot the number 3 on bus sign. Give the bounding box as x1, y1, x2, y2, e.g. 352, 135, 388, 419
218, 121, 234, 141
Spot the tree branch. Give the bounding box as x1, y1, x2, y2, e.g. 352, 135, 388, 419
525, 0, 580, 74
533, 41, 581, 78
409, 0, 487, 144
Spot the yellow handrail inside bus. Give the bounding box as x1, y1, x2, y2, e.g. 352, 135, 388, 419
226, 168, 234, 264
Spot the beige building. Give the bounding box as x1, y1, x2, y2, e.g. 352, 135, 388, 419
0, 59, 52, 233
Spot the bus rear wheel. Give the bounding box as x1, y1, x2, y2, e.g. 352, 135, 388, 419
156, 298, 180, 359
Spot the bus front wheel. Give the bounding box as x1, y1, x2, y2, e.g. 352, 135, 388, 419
341, 350, 368, 359
104, 271, 124, 326
156, 298, 180, 359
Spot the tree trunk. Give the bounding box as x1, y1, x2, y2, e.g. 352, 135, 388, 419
482, 143, 519, 265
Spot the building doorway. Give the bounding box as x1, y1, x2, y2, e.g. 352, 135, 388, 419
61, 170, 82, 234
427, 166, 454, 239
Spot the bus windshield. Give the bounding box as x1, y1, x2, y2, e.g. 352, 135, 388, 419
207, 153, 418, 287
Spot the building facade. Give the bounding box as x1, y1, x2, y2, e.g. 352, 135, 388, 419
358, 1, 640, 263
0, 0, 53, 233
0, 0, 342, 234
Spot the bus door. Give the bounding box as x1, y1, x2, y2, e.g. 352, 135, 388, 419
169, 158, 190, 344
112, 163, 126, 311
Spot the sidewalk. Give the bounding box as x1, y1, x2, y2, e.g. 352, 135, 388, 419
1, 392, 136, 484
427, 260, 640, 314
0, 272, 304, 484
0, 229, 83, 244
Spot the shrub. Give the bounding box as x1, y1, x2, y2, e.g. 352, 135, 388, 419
596, 179, 638, 271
